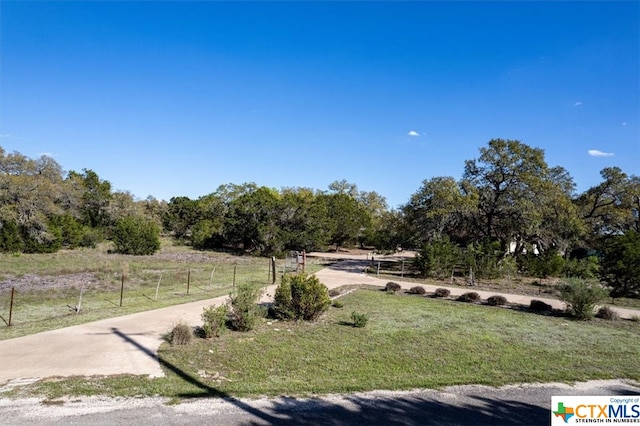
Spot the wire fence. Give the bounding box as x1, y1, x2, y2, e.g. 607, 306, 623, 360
0, 252, 317, 331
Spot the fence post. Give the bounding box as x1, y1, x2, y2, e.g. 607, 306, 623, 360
77, 283, 85, 313
120, 273, 125, 307
401, 260, 405, 278
233, 265, 237, 289
155, 273, 163, 300
271, 257, 276, 284
8, 287, 15, 326
187, 270, 191, 295
377, 261, 381, 276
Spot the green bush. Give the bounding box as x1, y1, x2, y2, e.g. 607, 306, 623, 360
563, 256, 599, 279
487, 295, 507, 306
464, 240, 503, 279
112, 216, 160, 255
408, 286, 426, 295
79, 227, 103, 248
351, 311, 369, 328
518, 248, 565, 279
599, 231, 640, 298
201, 304, 229, 338
559, 279, 608, 320
457, 292, 481, 303
273, 273, 331, 321
331, 300, 344, 308
414, 237, 460, 278
434, 288, 451, 298
385, 282, 401, 292
169, 323, 193, 345
229, 282, 266, 331
0, 220, 24, 253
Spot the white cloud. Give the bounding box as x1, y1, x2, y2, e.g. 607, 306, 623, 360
0, 134, 12, 138
408, 130, 420, 137
574, 101, 582, 107
588, 149, 614, 157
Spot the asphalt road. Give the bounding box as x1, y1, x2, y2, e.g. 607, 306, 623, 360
1, 380, 639, 425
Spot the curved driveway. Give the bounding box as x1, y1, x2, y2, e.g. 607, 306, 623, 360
1, 255, 638, 385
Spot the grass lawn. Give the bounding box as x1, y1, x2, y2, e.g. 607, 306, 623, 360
14, 288, 640, 400
369, 259, 640, 310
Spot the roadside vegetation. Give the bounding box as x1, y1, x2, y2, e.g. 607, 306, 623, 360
9, 289, 639, 400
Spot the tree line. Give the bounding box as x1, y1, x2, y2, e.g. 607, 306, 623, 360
1, 139, 638, 297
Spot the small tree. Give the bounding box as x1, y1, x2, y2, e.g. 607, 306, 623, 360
229, 282, 265, 331
112, 216, 160, 255
464, 240, 503, 279
273, 273, 331, 321
559, 279, 607, 320
599, 231, 640, 298
414, 237, 460, 278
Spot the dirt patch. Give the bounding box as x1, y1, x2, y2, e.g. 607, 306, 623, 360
0, 273, 99, 293
152, 251, 257, 264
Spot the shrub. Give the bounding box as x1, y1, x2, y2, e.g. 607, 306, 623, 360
529, 300, 553, 312
563, 256, 599, 279
518, 248, 565, 279
457, 292, 481, 303
385, 282, 401, 292
331, 300, 344, 308
559, 279, 608, 320
351, 311, 369, 328
596, 306, 619, 321
487, 295, 507, 306
414, 237, 461, 278
273, 273, 331, 321
328, 289, 341, 297
434, 288, 451, 298
229, 282, 266, 331
201, 304, 229, 338
112, 216, 160, 255
464, 240, 503, 279
169, 323, 193, 345
408, 286, 426, 295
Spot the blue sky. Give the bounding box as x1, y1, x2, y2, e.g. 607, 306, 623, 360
1, 1, 638, 209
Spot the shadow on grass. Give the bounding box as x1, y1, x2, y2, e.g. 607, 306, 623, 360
110, 327, 281, 423
110, 327, 638, 426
